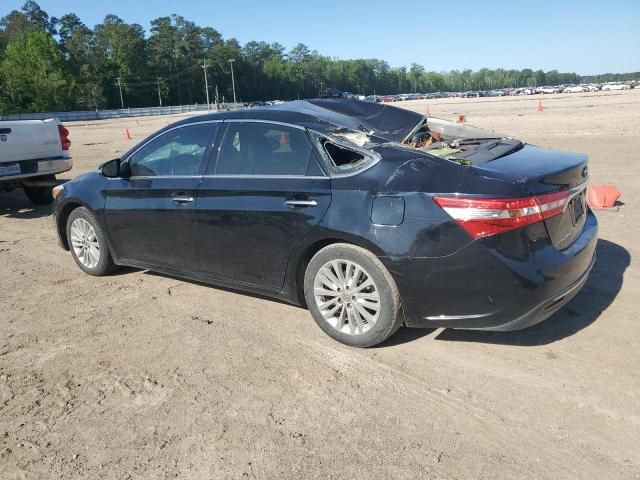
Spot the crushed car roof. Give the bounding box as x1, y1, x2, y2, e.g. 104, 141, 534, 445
182, 99, 424, 143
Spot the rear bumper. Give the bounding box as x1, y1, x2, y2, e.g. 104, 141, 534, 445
472, 252, 594, 331
385, 211, 598, 330
0, 157, 72, 186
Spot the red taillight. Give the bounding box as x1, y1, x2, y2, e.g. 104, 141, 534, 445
433, 190, 570, 239
58, 124, 71, 150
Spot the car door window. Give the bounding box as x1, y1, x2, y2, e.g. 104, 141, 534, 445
215, 122, 313, 176
129, 123, 217, 177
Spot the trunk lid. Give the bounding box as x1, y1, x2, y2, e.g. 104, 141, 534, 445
472, 144, 589, 250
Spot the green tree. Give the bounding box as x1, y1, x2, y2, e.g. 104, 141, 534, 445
2, 30, 72, 112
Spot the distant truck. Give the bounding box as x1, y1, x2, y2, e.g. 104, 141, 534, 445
0, 118, 72, 204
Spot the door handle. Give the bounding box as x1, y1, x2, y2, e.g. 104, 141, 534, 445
285, 199, 318, 208
171, 193, 195, 205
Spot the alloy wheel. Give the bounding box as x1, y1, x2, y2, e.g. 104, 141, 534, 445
313, 259, 381, 335
70, 217, 101, 269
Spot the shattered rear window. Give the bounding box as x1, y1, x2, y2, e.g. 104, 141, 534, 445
310, 132, 377, 175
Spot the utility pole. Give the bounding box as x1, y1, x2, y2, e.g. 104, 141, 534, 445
228, 59, 237, 105
116, 77, 124, 109
202, 59, 211, 112
215, 85, 219, 110
157, 77, 162, 107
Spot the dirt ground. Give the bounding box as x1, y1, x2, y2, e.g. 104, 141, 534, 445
1, 90, 639, 480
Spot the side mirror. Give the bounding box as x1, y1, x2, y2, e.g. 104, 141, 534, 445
101, 158, 120, 178
100, 158, 130, 178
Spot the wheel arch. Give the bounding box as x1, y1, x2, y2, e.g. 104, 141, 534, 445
57, 201, 85, 250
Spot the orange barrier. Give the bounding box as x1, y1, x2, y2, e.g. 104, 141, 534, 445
537, 100, 543, 112
588, 185, 621, 209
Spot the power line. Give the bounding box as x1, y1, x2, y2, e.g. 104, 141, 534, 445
119, 64, 201, 87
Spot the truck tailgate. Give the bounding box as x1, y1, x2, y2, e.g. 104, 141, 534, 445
0, 119, 64, 163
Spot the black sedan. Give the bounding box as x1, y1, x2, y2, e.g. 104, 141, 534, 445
52, 99, 597, 347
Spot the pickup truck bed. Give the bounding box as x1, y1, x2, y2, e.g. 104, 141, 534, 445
0, 118, 72, 204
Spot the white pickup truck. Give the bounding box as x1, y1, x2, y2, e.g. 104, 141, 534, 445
0, 118, 72, 204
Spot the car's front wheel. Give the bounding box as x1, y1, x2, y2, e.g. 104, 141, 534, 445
66, 207, 117, 276
304, 243, 403, 347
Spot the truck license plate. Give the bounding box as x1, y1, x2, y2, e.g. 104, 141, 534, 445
0, 163, 21, 177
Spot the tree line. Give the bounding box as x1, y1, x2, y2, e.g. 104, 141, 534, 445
1, 1, 638, 115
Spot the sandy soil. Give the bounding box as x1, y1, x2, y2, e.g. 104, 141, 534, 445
1, 90, 639, 479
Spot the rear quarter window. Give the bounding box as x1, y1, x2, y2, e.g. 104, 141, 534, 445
310, 132, 378, 175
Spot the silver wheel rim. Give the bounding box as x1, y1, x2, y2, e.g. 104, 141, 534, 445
70, 217, 100, 269
313, 259, 381, 335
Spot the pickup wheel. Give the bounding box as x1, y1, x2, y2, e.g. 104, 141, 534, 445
66, 207, 117, 276
23, 175, 55, 205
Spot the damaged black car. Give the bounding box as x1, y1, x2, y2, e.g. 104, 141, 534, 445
51, 99, 597, 347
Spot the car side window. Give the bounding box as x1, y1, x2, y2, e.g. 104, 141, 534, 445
215, 122, 312, 176
129, 123, 216, 177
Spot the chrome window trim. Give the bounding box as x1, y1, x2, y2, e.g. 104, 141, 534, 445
119, 175, 203, 180
221, 118, 307, 131
203, 174, 328, 180
118, 174, 329, 181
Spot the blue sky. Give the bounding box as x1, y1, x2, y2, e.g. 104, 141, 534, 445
3, 0, 639, 74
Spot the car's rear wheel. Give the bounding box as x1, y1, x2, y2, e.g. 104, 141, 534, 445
304, 243, 403, 347
66, 207, 116, 276
23, 175, 55, 205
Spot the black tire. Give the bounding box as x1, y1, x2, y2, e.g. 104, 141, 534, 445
66, 207, 117, 276
304, 243, 403, 348
23, 175, 55, 205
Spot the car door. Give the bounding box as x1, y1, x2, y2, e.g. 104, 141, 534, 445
195, 120, 331, 289
104, 122, 219, 270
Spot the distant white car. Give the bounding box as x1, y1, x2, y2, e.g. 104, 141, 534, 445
563, 85, 587, 93
602, 83, 631, 91
539, 86, 561, 94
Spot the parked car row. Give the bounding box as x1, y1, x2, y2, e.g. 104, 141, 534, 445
321, 80, 638, 104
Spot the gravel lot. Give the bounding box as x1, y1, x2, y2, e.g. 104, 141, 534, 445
1, 90, 639, 479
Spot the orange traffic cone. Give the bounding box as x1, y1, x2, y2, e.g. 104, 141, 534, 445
588, 185, 621, 209
537, 100, 543, 112
123, 128, 132, 140
457, 114, 466, 123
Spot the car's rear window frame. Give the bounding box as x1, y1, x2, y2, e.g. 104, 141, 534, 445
308, 129, 381, 178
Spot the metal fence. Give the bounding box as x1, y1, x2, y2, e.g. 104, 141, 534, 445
0, 103, 242, 122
